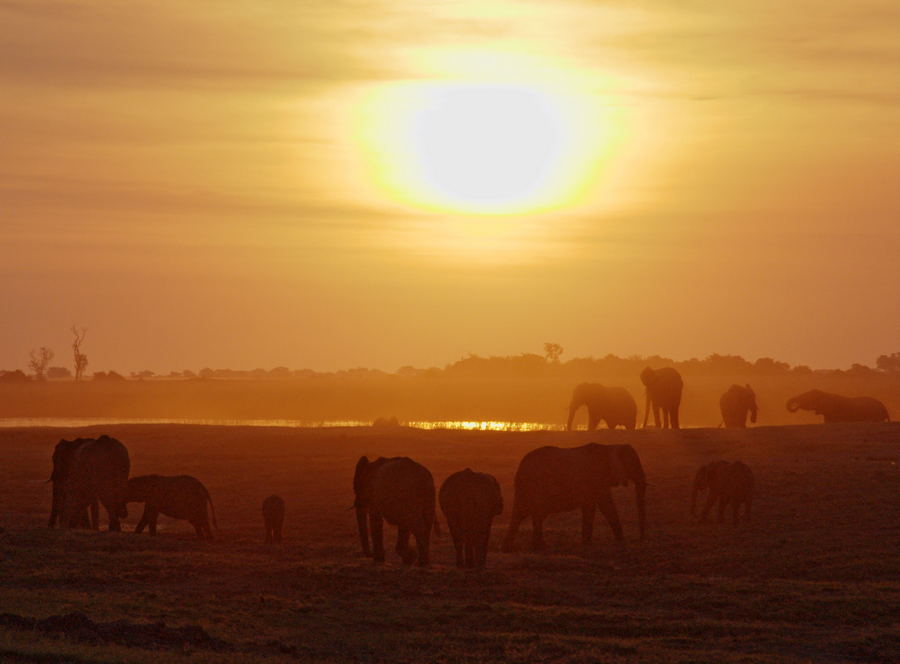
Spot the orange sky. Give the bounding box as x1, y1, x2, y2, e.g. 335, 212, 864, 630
1, 1, 898, 373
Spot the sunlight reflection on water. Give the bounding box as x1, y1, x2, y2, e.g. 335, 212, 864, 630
0, 418, 565, 431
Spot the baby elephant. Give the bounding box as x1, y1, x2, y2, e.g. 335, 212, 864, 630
125, 475, 217, 539
691, 461, 754, 525
439, 469, 503, 568
262, 495, 285, 545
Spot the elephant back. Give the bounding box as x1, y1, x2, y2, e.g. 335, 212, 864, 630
69, 435, 130, 491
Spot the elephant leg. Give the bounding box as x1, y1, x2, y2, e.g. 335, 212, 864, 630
369, 512, 385, 563
732, 499, 740, 526
414, 523, 431, 567
588, 414, 600, 431
396, 527, 415, 565
265, 524, 272, 545
672, 405, 681, 430
717, 496, 729, 523
531, 513, 546, 551
745, 495, 753, 523
275, 521, 283, 544
597, 492, 624, 542
448, 519, 464, 567
653, 405, 661, 428
135, 505, 150, 534
581, 504, 596, 546
501, 508, 526, 553
478, 523, 492, 567
464, 533, 475, 568
89, 500, 100, 530
663, 409, 670, 429
699, 494, 716, 523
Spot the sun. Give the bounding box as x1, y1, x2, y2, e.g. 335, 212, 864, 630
352, 80, 618, 215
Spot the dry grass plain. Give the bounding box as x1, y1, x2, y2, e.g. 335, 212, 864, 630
1, 423, 898, 663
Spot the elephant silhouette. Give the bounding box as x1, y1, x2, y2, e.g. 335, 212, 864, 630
566, 383, 637, 431
720, 384, 758, 428
786, 389, 889, 423
640, 367, 683, 429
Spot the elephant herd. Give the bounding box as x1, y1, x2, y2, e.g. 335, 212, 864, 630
41, 372, 888, 568
567, 366, 890, 431
46, 434, 749, 569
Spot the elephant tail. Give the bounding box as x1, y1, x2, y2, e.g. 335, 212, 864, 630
206, 491, 219, 531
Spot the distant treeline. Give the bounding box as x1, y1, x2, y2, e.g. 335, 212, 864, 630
2, 351, 899, 383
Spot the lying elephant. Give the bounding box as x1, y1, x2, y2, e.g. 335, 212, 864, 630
51, 435, 130, 532
125, 475, 217, 539
691, 461, 754, 524
501, 443, 646, 552
353, 456, 438, 566
262, 494, 285, 545
786, 389, 889, 423
566, 383, 637, 431
439, 469, 503, 568
720, 384, 758, 428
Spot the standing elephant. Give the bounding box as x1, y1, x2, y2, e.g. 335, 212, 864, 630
640, 367, 683, 429
49, 438, 98, 529
56, 435, 129, 532
566, 383, 637, 431
691, 461, 754, 524
786, 390, 889, 423
501, 443, 646, 552
125, 475, 217, 539
720, 384, 758, 428
439, 469, 503, 568
353, 456, 438, 566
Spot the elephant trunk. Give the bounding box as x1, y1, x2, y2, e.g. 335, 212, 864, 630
786, 398, 800, 412
750, 406, 758, 424
642, 390, 651, 428
355, 503, 371, 557
566, 401, 580, 431
635, 480, 647, 539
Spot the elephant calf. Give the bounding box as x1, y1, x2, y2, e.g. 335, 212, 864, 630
353, 456, 438, 566
691, 461, 754, 525
125, 475, 217, 539
439, 469, 503, 568
262, 494, 285, 545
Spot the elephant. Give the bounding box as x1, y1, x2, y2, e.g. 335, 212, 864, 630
691, 461, 754, 524
125, 475, 217, 539
48, 437, 99, 529
500, 443, 646, 552
720, 384, 758, 428
52, 435, 129, 532
353, 456, 438, 566
566, 383, 637, 431
640, 367, 683, 429
786, 389, 889, 423
439, 469, 503, 568
262, 494, 285, 545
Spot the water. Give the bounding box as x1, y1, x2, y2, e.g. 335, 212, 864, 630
0, 417, 565, 431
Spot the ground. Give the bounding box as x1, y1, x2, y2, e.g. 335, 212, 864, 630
1, 423, 898, 663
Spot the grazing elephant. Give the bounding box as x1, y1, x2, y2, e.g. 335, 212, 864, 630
640, 367, 683, 429
125, 475, 217, 539
786, 389, 889, 423
48, 438, 98, 529
692, 461, 754, 524
262, 494, 285, 545
56, 435, 129, 532
720, 384, 758, 428
353, 456, 438, 566
439, 469, 503, 568
566, 383, 637, 431
501, 443, 646, 552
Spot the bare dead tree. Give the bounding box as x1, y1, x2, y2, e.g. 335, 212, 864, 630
72, 325, 89, 382
29, 347, 54, 381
